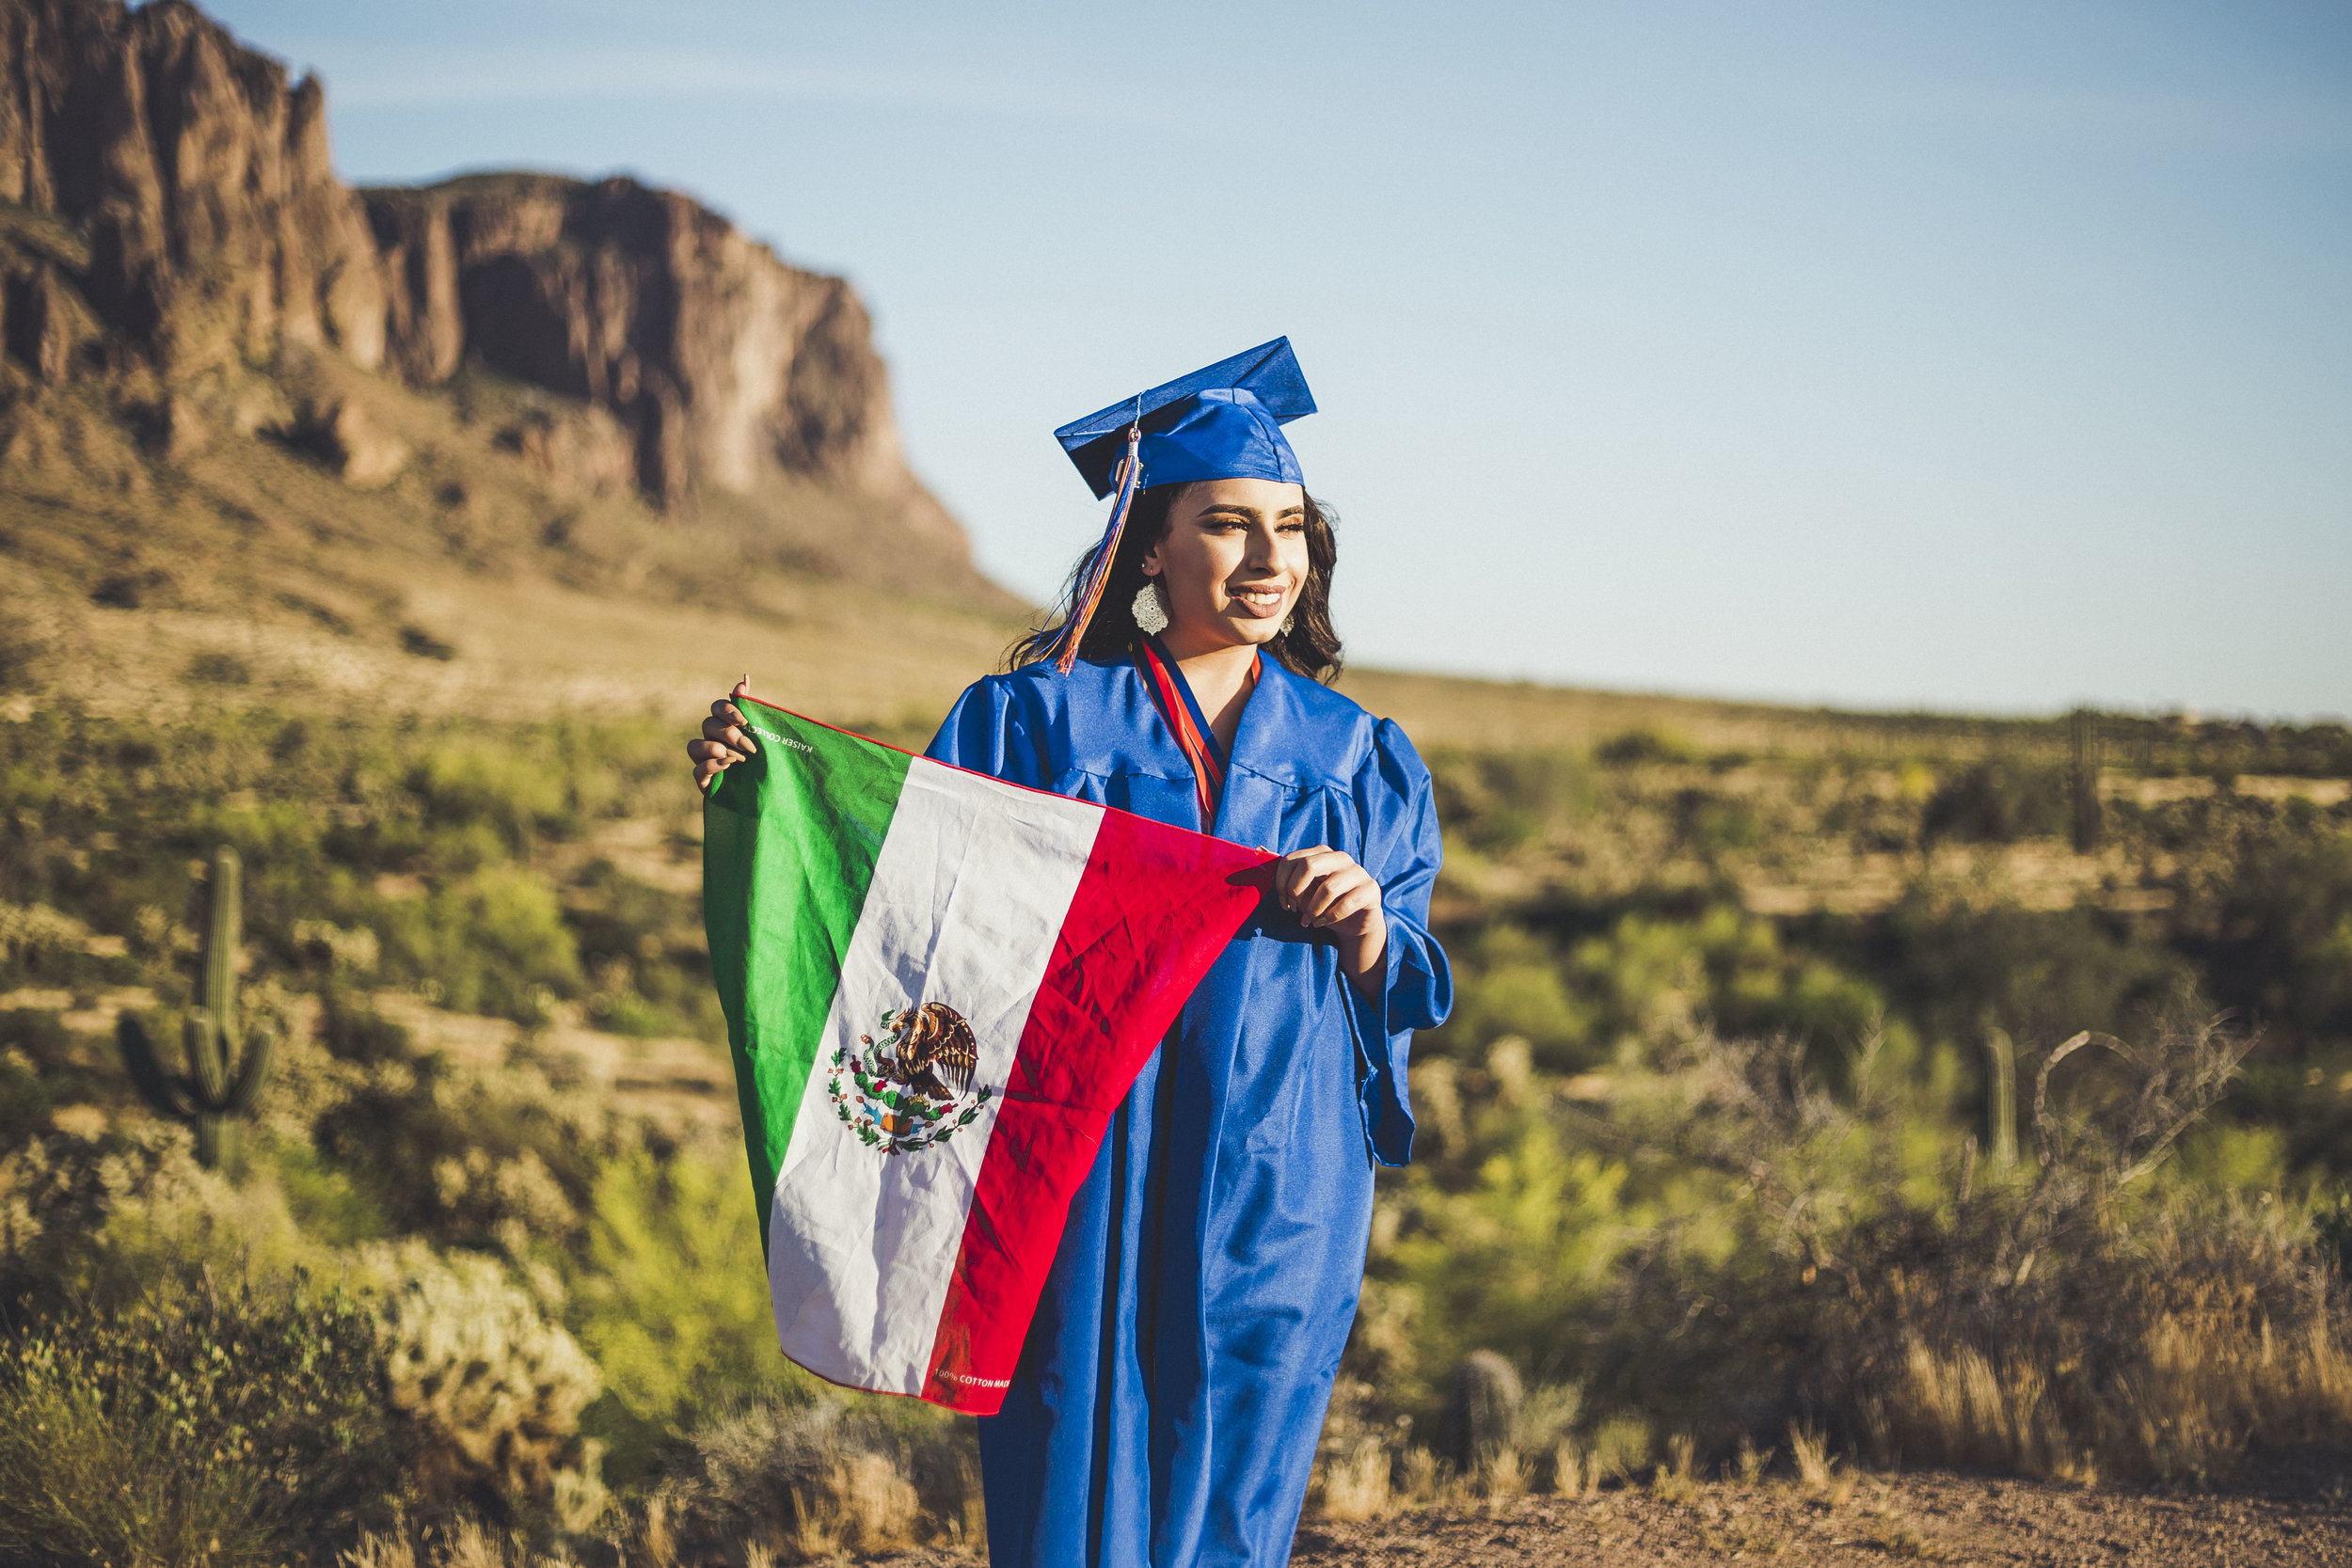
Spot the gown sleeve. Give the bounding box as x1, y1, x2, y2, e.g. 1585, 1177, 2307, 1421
1347, 717, 1454, 1166
927, 674, 1048, 787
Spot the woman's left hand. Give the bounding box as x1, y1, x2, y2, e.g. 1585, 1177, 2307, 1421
1271, 846, 1389, 992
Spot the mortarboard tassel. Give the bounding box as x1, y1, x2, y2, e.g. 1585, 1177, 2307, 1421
1051, 420, 1143, 674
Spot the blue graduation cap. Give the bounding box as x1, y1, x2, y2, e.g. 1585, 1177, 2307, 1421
1054, 338, 1317, 499
1042, 339, 1317, 672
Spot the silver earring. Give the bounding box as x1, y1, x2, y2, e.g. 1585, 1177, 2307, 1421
1280, 612, 1295, 635
1131, 581, 1169, 635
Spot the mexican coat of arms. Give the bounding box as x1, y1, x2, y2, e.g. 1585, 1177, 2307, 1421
829, 1002, 993, 1156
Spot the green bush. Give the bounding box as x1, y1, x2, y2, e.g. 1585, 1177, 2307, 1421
317, 989, 414, 1066
381, 865, 583, 1022
2200, 831, 2352, 1039
1428, 923, 1594, 1067
0, 707, 692, 1045
0, 1279, 406, 1562
358, 1243, 603, 1518
1431, 750, 1596, 853
1879, 895, 2194, 1051
1366, 1043, 1628, 1410
665, 1394, 980, 1556
571, 1145, 796, 1481
1920, 758, 2071, 844
313, 1053, 605, 1244
1595, 728, 1695, 768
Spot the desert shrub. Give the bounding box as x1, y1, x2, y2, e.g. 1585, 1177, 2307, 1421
1670, 786, 1760, 859
264, 1137, 394, 1247
1429, 923, 1594, 1066
1875, 895, 2194, 1052
2, 1128, 159, 1314
405, 737, 578, 851
0, 1042, 50, 1152
571, 1144, 796, 1480
1569, 905, 1883, 1061
1431, 749, 1595, 853
0, 1278, 405, 1562
1431, 907, 1886, 1073
318, 988, 414, 1066
1580, 1011, 2350, 1481
568, 858, 723, 1039
662, 1394, 980, 1558
0, 605, 56, 692
1596, 728, 1695, 768
313, 1053, 606, 1244
358, 1243, 603, 1519
0, 898, 91, 989
1920, 758, 2071, 844
381, 865, 583, 1022
1360, 1040, 1627, 1411
185, 649, 253, 686
2194, 830, 2352, 1041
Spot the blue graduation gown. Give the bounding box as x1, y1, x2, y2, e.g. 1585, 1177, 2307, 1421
926, 651, 1453, 1568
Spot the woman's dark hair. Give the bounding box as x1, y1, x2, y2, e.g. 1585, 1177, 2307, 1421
1005, 483, 1345, 683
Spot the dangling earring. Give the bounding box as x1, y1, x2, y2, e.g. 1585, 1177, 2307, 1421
1131, 580, 1169, 635
1280, 612, 1295, 635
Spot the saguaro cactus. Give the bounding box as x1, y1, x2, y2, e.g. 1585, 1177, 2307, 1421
1982, 1026, 2018, 1169
2069, 708, 2103, 854
119, 846, 274, 1168
1444, 1350, 1525, 1474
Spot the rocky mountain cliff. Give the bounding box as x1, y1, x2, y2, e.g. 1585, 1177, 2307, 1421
0, 0, 988, 622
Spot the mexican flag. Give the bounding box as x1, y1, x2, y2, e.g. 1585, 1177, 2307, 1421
702, 698, 1267, 1415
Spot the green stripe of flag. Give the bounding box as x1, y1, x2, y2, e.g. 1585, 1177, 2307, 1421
703, 707, 913, 1244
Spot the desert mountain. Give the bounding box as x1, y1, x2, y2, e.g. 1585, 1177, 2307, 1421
0, 0, 1988, 755
0, 0, 1022, 722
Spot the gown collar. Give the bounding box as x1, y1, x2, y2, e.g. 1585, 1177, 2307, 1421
1136, 635, 1261, 828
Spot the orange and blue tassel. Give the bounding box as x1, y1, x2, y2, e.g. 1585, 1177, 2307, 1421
1051, 420, 1143, 674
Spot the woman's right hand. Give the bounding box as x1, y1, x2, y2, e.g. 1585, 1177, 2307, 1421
689, 676, 758, 792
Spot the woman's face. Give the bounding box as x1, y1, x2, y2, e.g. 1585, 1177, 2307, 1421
1138, 478, 1311, 656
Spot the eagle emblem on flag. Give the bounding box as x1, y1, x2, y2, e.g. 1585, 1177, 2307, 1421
829, 1003, 993, 1156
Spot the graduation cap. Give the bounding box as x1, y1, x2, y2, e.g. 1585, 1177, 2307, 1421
1044, 339, 1318, 672
1054, 337, 1317, 499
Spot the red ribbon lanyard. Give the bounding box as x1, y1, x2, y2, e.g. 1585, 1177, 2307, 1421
1136, 638, 1254, 825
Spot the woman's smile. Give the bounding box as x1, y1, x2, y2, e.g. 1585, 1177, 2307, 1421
1140, 476, 1313, 662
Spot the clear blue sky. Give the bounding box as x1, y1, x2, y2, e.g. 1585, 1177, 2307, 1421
206, 0, 2352, 719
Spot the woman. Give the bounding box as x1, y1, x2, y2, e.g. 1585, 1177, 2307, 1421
690, 339, 1451, 1568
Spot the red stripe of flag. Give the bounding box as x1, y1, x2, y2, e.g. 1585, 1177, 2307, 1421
920, 807, 1267, 1413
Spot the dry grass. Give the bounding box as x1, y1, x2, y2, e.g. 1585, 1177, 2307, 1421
341, 1520, 420, 1568
0, 1375, 273, 1566
1880, 1297, 2352, 1485
656, 1395, 977, 1560
1566, 1008, 2352, 1490
1650, 1432, 1700, 1503
1479, 1444, 1529, 1502
339, 1513, 544, 1568
1583, 1416, 1652, 1487
1788, 1423, 1838, 1493
1322, 1437, 1395, 1521
1861, 1510, 1950, 1560
787, 1449, 923, 1558
1401, 1446, 1440, 1504
1552, 1438, 1595, 1499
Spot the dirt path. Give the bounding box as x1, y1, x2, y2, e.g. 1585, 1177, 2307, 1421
1290, 1456, 2352, 1566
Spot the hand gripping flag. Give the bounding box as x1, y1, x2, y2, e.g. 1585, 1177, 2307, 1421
702, 698, 1268, 1415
